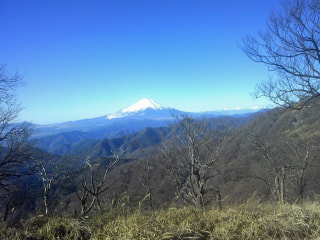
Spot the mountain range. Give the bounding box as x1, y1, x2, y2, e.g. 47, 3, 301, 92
32, 98, 263, 156
34, 98, 262, 139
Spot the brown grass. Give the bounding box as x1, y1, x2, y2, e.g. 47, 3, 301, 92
2, 201, 320, 239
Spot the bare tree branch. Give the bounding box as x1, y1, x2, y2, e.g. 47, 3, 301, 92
243, 0, 320, 109
160, 114, 230, 208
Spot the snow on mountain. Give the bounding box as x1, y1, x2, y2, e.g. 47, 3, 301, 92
32, 97, 265, 139
107, 98, 164, 119
122, 98, 162, 113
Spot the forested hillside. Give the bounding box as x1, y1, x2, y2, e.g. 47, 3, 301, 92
2, 104, 320, 239
3, 104, 320, 223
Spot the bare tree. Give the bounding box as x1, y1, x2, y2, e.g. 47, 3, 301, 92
250, 132, 318, 202
74, 176, 95, 216
33, 151, 65, 216
250, 134, 288, 202
0, 66, 33, 220
75, 150, 124, 215
160, 114, 228, 208
137, 152, 155, 211
37, 161, 54, 216
285, 136, 318, 202
243, 0, 320, 109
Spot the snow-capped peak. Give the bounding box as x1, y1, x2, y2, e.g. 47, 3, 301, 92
107, 98, 163, 119
122, 98, 162, 113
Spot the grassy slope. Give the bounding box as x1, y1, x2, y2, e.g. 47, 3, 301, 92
3, 201, 320, 239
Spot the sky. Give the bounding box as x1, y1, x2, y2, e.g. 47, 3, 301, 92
1, 0, 280, 124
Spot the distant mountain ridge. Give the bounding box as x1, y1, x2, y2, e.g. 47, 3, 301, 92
32, 98, 263, 140
38, 113, 260, 157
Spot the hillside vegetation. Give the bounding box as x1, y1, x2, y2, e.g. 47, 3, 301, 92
3, 105, 320, 224
3, 99, 320, 240
2, 201, 320, 239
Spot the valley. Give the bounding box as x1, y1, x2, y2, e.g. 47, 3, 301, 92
2, 99, 320, 239
4, 99, 320, 219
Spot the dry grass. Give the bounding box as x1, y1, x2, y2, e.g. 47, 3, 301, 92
2, 201, 320, 239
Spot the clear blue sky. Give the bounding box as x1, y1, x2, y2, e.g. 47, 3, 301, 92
1, 0, 279, 124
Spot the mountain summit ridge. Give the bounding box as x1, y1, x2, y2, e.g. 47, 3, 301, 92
107, 98, 164, 119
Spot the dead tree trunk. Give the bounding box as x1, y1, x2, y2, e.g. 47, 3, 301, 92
38, 163, 54, 216
274, 167, 286, 203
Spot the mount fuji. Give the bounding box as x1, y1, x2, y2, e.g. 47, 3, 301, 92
33, 98, 261, 139
106, 98, 171, 120
33, 98, 176, 138
33, 98, 263, 155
